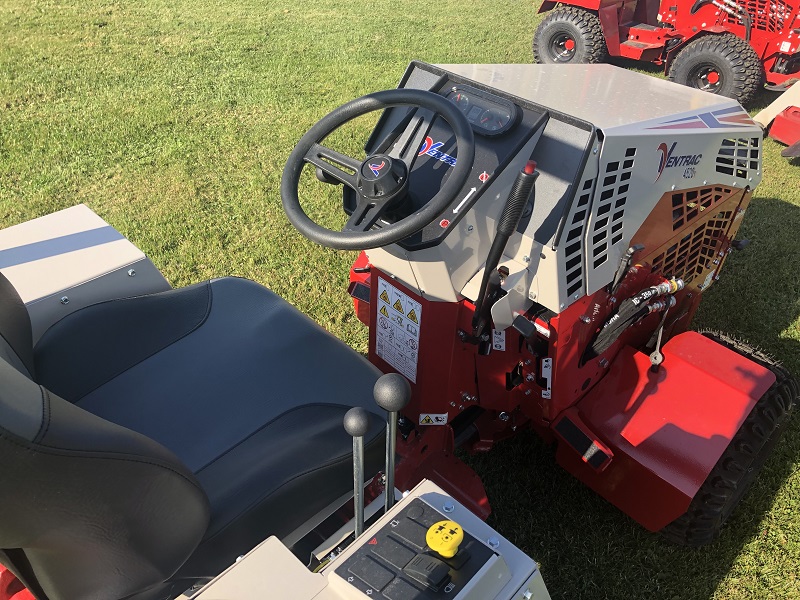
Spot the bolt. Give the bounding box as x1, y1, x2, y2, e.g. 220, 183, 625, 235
671, 185, 676, 190
450, 401, 456, 407
127, 269, 136, 277
609, 297, 617, 304
467, 225, 474, 232
579, 315, 591, 324
525, 389, 532, 396
523, 255, 530, 263
524, 359, 531, 366
523, 591, 533, 600
443, 501, 455, 513
60, 296, 69, 305
574, 293, 580, 300
487, 536, 501, 550
498, 412, 510, 421
560, 303, 565, 309
599, 357, 609, 368
458, 404, 464, 411
526, 374, 535, 382
593, 147, 598, 154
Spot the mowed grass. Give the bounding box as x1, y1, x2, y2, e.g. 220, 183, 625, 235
1, 2, 798, 598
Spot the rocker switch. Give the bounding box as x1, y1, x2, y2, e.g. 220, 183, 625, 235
402, 554, 451, 591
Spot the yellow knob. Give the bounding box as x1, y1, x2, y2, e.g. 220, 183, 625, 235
425, 520, 464, 558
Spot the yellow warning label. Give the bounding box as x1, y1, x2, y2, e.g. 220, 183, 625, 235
420, 415, 434, 425
380, 290, 390, 303
393, 299, 404, 313
380, 305, 389, 317
407, 309, 418, 324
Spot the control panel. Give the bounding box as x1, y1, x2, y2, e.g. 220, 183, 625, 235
193, 480, 551, 600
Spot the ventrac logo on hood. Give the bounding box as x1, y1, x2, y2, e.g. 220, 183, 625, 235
419, 136, 457, 167
655, 142, 702, 182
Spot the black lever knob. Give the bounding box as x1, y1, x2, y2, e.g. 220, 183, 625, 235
344, 407, 371, 438
374, 373, 412, 413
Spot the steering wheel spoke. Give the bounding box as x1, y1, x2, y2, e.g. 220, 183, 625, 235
344, 197, 392, 232
385, 109, 436, 171
304, 143, 361, 190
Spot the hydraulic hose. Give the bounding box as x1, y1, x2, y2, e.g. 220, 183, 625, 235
472, 161, 539, 335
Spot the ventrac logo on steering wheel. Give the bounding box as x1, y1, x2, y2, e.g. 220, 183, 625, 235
368, 161, 386, 177
419, 136, 457, 167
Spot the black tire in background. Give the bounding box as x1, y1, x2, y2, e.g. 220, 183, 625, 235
660, 331, 798, 547
533, 6, 608, 64
668, 33, 765, 106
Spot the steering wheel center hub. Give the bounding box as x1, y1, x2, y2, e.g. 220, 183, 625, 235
358, 154, 408, 202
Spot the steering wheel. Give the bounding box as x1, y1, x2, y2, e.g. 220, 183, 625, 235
281, 88, 475, 250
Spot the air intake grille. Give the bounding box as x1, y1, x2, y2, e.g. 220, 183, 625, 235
651, 209, 732, 284
561, 175, 596, 297
716, 137, 759, 179
591, 148, 636, 270
671, 186, 733, 230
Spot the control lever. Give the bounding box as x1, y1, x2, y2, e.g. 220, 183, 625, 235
343, 407, 371, 538
373, 373, 412, 514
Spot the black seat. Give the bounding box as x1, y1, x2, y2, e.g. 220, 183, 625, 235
0, 273, 384, 600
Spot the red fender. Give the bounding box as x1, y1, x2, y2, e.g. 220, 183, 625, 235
0, 567, 35, 600
554, 332, 775, 531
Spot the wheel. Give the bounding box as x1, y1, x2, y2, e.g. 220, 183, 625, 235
533, 6, 608, 64
281, 88, 474, 250
668, 34, 765, 106
660, 331, 798, 547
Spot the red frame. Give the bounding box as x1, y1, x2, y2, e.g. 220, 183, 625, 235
348, 185, 776, 530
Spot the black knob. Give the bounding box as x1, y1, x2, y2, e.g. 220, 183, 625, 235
344, 407, 371, 438
373, 373, 412, 413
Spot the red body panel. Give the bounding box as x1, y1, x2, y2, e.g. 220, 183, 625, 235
770, 105, 800, 145
561, 333, 775, 530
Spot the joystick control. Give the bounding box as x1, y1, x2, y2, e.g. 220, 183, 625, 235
343, 407, 371, 538
373, 373, 412, 512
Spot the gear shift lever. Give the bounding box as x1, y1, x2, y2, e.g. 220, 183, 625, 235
373, 373, 412, 513
343, 407, 371, 538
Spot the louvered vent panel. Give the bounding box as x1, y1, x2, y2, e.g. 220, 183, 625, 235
590, 147, 635, 271
561, 175, 596, 297
716, 137, 759, 180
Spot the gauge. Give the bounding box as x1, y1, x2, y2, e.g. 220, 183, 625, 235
478, 108, 513, 132
449, 91, 470, 112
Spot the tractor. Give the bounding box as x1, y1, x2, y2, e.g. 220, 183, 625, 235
532, 0, 800, 105
0, 62, 797, 600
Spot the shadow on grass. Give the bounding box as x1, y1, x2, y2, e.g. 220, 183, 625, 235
463, 195, 800, 599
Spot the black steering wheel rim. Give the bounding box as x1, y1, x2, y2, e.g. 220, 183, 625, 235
280, 88, 475, 250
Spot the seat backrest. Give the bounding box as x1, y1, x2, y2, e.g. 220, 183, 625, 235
0, 273, 210, 600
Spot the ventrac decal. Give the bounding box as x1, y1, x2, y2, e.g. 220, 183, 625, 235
647, 106, 755, 130
655, 142, 702, 182
419, 136, 457, 167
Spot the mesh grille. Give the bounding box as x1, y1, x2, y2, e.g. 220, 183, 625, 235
591, 147, 636, 270
651, 209, 732, 284
671, 186, 733, 230
562, 175, 596, 297
734, 0, 793, 32
716, 137, 760, 179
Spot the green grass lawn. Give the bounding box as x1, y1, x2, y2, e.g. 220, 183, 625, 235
1, 1, 798, 598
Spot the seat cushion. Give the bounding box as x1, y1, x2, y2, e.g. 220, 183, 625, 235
34, 277, 384, 575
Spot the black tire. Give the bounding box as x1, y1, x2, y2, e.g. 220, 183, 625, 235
660, 331, 798, 547
668, 33, 765, 106
533, 6, 608, 64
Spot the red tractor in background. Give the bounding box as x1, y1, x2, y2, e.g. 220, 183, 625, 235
533, 0, 800, 105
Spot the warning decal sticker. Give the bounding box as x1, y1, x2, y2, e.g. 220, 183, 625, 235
376, 277, 422, 382
419, 413, 448, 425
